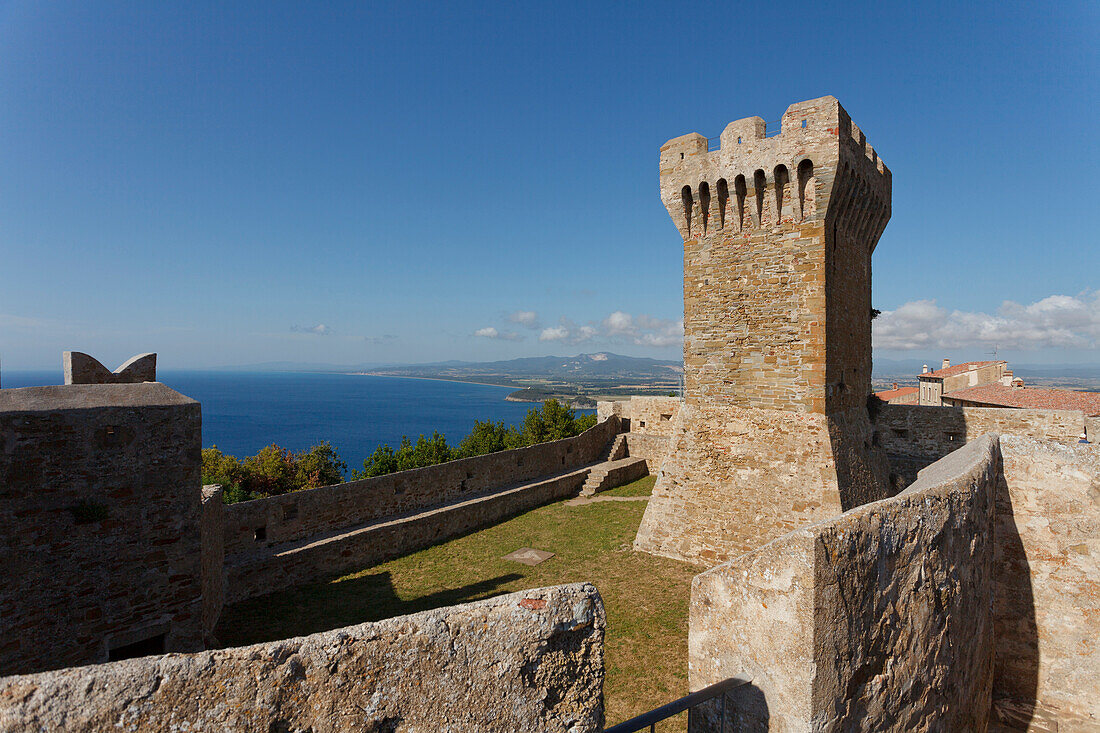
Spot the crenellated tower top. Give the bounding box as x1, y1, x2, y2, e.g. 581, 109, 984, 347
659, 96, 890, 243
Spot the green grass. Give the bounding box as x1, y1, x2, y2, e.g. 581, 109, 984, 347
601, 474, 656, 497
216, 475, 700, 726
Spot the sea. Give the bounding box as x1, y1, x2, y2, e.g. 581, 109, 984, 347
2, 370, 592, 475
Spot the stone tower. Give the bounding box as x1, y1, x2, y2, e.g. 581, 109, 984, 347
634, 96, 892, 564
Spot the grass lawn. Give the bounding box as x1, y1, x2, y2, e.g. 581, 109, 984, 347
216, 475, 703, 727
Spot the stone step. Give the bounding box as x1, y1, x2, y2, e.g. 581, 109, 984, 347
578, 457, 649, 497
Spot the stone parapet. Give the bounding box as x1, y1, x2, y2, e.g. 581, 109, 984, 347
0, 583, 606, 733
689, 435, 999, 731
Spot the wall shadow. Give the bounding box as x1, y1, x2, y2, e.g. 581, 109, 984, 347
215, 571, 523, 648
989, 449, 1040, 730
689, 683, 769, 733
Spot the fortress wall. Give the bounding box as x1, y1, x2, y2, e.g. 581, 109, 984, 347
690, 435, 998, 732
223, 417, 618, 556
597, 397, 681, 436
622, 432, 672, 468
635, 403, 845, 565
0, 384, 204, 676
226, 469, 590, 603
993, 437, 1100, 729
873, 404, 1084, 485
0, 583, 606, 733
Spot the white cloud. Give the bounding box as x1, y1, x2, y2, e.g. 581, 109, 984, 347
873, 293, 1100, 351
539, 326, 570, 342
475, 327, 522, 341
603, 311, 634, 335
291, 324, 330, 335
508, 310, 541, 329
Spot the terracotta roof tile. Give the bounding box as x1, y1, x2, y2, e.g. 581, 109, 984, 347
918, 361, 1004, 380
942, 384, 1100, 416
874, 387, 918, 400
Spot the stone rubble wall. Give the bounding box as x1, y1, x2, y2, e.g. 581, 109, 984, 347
873, 404, 1085, 486
635, 403, 849, 565
622, 432, 672, 468
994, 436, 1099, 730
689, 435, 999, 732
0, 583, 606, 733
224, 417, 618, 556
0, 384, 204, 677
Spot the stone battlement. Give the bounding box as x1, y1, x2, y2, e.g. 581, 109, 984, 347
659, 96, 890, 241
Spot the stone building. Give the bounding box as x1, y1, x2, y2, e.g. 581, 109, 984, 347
917, 358, 1009, 406
635, 96, 894, 564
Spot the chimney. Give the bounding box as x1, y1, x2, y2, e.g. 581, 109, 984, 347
922, 364, 929, 374
1012, 378, 1024, 389
941, 358, 951, 370
892, 382, 898, 391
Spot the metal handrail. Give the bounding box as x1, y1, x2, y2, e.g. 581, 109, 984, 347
602, 676, 751, 733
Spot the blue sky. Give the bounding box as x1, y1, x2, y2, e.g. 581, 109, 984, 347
1, 1, 1097, 370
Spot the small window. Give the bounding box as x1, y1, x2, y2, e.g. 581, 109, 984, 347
517, 457, 524, 467
944, 431, 963, 443
680, 152, 684, 160
894, 428, 909, 439
737, 136, 742, 144
108, 633, 166, 661
660, 413, 672, 421
638, 421, 646, 428
254, 526, 266, 542
282, 503, 298, 521
801, 119, 807, 129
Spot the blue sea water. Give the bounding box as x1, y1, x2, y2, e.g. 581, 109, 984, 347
1, 370, 590, 474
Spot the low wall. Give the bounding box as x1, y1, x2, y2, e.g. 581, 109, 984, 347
224, 417, 618, 556
227, 469, 589, 603
689, 435, 998, 731
0, 583, 606, 733
874, 404, 1084, 485
993, 436, 1100, 730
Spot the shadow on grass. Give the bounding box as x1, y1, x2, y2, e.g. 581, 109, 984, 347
216, 570, 523, 648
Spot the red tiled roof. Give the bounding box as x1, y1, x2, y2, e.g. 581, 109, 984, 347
918, 361, 1004, 380
942, 384, 1100, 416
875, 386, 918, 400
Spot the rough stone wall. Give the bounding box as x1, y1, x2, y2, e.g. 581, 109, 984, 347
622, 432, 672, 468
636, 97, 891, 565
224, 417, 617, 556
873, 404, 1085, 486
993, 436, 1099, 730
689, 435, 998, 732
200, 485, 224, 644
1087, 414, 1099, 443
0, 384, 204, 676
0, 583, 606, 733
597, 397, 681, 436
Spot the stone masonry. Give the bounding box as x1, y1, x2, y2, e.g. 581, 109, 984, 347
636, 96, 893, 564
0, 383, 207, 676
0, 583, 606, 733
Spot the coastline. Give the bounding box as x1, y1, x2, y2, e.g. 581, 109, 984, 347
343, 373, 517, 390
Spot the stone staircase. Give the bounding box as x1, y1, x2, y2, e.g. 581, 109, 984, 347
579, 433, 648, 497
603, 433, 628, 461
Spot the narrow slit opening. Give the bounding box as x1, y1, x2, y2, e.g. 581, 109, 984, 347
681, 185, 693, 234
753, 169, 766, 225
716, 179, 729, 229
774, 165, 789, 222
698, 181, 711, 233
